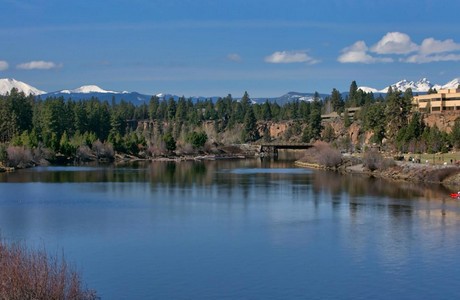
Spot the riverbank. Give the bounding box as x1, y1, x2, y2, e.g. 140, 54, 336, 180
296, 156, 460, 187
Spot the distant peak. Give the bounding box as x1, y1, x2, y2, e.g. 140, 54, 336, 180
0, 78, 46, 95
72, 85, 116, 94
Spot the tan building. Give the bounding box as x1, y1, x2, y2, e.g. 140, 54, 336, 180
413, 88, 460, 113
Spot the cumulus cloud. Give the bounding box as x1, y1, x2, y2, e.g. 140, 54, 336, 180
227, 53, 242, 62
403, 53, 460, 64
419, 38, 460, 55
370, 32, 418, 55
338, 41, 393, 64
0, 60, 8, 71
340, 32, 460, 64
402, 37, 460, 63
17, 60, 62, 70
265, 50, 319, 64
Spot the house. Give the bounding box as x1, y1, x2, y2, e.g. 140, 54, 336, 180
412, 88, 460, 113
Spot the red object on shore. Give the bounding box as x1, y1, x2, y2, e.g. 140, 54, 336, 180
450, 193, 460, 198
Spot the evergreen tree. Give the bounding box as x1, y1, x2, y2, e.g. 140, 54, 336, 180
149, 96, 160, 120
385, 86, 407, 142
240, 91, 251, 117
261, 100, 272, 121
175, 97, 187, 121
450, 117, 460, 149
348, 80, 358, 107
241, 107, 259, 142
330, 88, 344, 113
186, 131, 208, 149
163, 133, 176, 152
167, 98, 176, 121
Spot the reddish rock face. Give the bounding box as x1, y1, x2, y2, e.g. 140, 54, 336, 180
423, 112, 460, 134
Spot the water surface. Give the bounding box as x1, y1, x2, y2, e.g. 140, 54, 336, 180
0, 160, 459, 299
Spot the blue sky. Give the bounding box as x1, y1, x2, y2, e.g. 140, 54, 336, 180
2, 0, 460, 97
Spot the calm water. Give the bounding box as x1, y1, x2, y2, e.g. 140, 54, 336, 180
1, 159, 460, 299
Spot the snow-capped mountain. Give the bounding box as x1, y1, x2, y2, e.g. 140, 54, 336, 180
58, 85, 119, 94
359, 78, 460, 94
0, 78, 46, 95
357, 86, 379, 93
378, 78, 433, 93
440, 78, 460, 90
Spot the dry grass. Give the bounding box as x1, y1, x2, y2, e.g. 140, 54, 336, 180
0, 240, 97, 300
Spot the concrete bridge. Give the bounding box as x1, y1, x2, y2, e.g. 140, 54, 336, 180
259, 143, 313, 157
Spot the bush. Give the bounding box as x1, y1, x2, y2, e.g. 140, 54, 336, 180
300, 141, 342, 168
162, 133, 176, 153
186, 131, 208, 149
76, 145, 94, 162
92, 140, 114, 160
0, 240, 97, 299
362, 149, 395, 171
0, 143, 7, 164
317, 146, 342, 168
6, 146, 33, 168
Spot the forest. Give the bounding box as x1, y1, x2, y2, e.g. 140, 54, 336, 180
1, 81, 460, 168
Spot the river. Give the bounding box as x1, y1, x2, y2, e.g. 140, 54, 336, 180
0, 159, 460, 299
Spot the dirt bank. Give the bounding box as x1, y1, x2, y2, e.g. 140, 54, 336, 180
296, 157, 460, 187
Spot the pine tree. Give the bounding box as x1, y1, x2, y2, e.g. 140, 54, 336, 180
348, 80, 358, 107
330, 88, 344, 113
241, 107, 259, 142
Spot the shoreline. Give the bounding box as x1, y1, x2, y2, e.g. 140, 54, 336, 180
296, 158, 460, 187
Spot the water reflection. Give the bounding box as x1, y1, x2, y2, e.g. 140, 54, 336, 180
1, 159, 460, 299
1, 159, 459, 204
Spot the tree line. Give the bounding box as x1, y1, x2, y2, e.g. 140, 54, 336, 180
1, 81, 460, 166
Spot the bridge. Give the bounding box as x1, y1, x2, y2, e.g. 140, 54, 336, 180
259, 143, 313, 157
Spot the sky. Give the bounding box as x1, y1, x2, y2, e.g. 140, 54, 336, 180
1, 0, 460, 97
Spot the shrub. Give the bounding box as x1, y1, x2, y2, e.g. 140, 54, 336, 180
76, 145, 94, 162
0, 240, 97, 299
0, 143, 7, 164
362, 149, 395, 171
380, 157, 396, 170
92, 140, 114, 160
162, 133, 176, 153
300, 141, 342, 168
6, 146, 33, 168
186, 131, 208, 149
317, 146, 342, 168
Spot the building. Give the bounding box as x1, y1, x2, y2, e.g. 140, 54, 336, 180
321, 107, 361, 121
412, 88, 460, 113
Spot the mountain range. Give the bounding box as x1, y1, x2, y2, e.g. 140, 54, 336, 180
1, 77, 460, 105
358, 78, 460, 93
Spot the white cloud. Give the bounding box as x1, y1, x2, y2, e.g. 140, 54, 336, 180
17, 60, 62, 70
341, 32, 460, 64
419, 38, 460, 55
227, 53, 242, 62
370, 32, 418, 55
338, 41, 393, 64
403, 53, 460, 64
265, 50, 319, 64
0, 60, 8, 71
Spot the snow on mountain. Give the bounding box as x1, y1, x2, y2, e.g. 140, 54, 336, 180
58, 85, 118, 94
281, 92, 317, 102
0, 78, 46, 95
358, 86, 379, 93
358, 78, 460, 94
378, 78, 433, 93
441, 78, 460, 89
